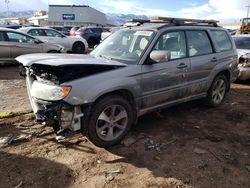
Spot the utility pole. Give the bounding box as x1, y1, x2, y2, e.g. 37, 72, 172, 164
247, 5, 250, 18
5, 0, 10, 18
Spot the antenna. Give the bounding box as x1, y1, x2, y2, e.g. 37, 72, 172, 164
5, 0, 10, 18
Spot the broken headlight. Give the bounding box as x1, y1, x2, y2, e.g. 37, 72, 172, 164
31, 81, 71, 101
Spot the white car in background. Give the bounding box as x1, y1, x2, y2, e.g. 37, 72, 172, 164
18, 27, 88, 54
233, 34, 250, 80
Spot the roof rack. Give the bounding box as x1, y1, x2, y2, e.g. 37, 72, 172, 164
126, 17, 219, 27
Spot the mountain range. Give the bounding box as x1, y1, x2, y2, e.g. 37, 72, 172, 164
0, 10, 148, 25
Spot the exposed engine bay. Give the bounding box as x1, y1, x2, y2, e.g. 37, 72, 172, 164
20, 63, 126, 84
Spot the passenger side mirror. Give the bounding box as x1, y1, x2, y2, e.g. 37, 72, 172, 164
150, 50, 170, 63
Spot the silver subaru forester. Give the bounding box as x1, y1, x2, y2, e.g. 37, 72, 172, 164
17, 18, 239, 147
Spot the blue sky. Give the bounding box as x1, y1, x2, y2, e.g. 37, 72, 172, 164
0, 0, 249, 22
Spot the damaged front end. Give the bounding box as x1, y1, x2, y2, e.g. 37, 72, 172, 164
17, 53, 127, 138
21, 65, 84, 134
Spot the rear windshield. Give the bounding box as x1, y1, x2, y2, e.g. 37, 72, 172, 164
233, 37, 250, 50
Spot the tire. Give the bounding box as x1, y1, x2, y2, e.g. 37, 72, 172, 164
203, 74, 229, 107
72, 42, 85, 54
86, 95, 133, 148
48, 50, 59, 53
87, 38, 98, 48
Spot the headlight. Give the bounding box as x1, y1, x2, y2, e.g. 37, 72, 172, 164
31, 81, 71, 101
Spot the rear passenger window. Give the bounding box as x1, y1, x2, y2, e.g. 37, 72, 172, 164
28, 29, 46, 36
186, 31, 213, 57
211, 30, 232, 52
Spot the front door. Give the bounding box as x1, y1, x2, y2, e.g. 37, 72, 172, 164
140, 31, 190, 111
0, 31, 11, 60
5, 31, 43, 58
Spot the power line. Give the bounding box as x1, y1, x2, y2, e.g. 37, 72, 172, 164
5, 0, 10, 17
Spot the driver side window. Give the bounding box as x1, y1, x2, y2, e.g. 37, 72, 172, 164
154, 31, 187, 60
6, 32, 34, 43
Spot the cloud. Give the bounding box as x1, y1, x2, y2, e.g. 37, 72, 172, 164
179, 0, 248, 21
99, 0, 174, 17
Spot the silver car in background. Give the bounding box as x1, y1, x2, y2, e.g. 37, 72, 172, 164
0, 28, 65, 62
18, 27, 88, 54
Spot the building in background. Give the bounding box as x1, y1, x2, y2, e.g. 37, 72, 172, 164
28, 15, 48, 26
48, 5, 107, 26
34, 10, 47, 17
0, 17, 28, 24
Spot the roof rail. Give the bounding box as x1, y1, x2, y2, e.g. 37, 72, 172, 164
126, 17, 219, 27
151, 17, 219, 26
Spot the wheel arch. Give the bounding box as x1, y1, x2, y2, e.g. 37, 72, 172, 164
91, 89, 138, 124
214, 70, 231, 91
72, 41, 85, 51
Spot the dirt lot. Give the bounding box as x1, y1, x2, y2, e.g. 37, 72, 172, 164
0, 66, 250, 188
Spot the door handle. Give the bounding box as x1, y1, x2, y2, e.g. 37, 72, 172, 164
176, 63, 188, 69
211, 57, 218, 62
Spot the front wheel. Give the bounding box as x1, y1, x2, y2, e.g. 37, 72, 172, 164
86, 95, 133, 148
203, 74, 229, 107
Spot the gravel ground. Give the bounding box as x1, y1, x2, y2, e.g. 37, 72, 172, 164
0, 66, 250, 188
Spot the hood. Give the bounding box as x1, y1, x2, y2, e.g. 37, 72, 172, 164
16, 53, 127, 67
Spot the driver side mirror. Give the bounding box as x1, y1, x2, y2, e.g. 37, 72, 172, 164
34, 39, 42, 44
150, 50, 170, 63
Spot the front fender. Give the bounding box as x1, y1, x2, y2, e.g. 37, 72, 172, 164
63, 76, 142, 106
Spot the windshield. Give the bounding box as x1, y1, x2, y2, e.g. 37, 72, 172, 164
91, 29, 155, 64
234, 37, 250, 50
243, 18, 250, 25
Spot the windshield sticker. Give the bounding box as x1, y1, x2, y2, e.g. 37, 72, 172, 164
135, 31, 153, 36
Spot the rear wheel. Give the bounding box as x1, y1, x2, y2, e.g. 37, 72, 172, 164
203, 74, 229, 107
48, 50, 59, 53
86, 95, 133, 148
72, 42, 85, 54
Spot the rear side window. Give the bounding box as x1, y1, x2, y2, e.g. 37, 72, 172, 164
186, 31, 213, 57
28, 29, 46, 36
211, 30, 232, 52
234, 37, 250, 50
44, 29, 63, 37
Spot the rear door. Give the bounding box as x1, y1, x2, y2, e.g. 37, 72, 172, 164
186, 30, 216, 95
140, 31, 191, 110
0, 31, 11, 60
5, 31, 43, 58
43, 29, 70, 49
